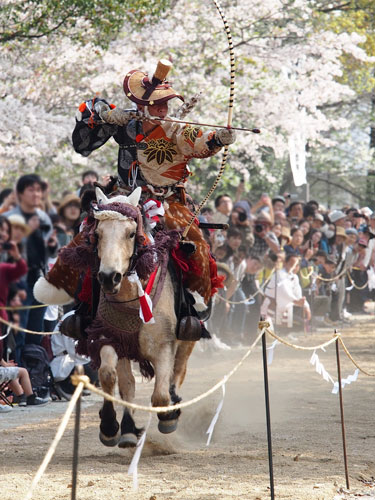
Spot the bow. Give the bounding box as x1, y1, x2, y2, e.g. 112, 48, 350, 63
182, 0, 236, 238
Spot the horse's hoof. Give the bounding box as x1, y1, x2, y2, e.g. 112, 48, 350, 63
99, 430, 120, 447
118, 433, 138, 448
158, 418, 178, 434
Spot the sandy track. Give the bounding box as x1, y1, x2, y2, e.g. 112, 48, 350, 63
2, 315, 375, 500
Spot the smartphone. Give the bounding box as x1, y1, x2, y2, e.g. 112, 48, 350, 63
3, 242, 12, 250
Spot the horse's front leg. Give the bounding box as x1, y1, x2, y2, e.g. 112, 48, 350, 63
98, 345, 120, 447
117, 358, 143, 448
170, 340, 196, 400
151, 342, 181, 434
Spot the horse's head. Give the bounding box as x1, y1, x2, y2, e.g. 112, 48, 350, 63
94, 187, 142, 295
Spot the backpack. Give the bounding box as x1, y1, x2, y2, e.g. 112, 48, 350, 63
21, 344, 52, 398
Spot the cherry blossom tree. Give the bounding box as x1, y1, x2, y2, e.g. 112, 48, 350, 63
1, 0, 374, 203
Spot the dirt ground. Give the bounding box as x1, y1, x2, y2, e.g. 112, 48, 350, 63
2, 314, 375, 500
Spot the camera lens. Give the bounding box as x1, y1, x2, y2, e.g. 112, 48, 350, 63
3, 242, 12, 250
255, 224, 264, 233
238, 212, 247, 222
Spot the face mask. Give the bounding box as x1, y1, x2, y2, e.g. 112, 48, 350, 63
325, 230, 335, 239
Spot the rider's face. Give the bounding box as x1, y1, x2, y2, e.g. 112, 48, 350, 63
138, 102, 169, 120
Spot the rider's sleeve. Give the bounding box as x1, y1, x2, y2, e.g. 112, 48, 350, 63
72, 98, 117, 157
163, 122, 222, 160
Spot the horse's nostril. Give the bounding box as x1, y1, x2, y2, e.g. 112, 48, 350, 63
98, 271, 121, 288
113, 272, 122, 284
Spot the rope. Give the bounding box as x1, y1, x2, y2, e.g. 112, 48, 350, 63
215, 269, 274, 305
0, 316, 59, 335
71, 329, 264, 414
316, 268, 347, 282
346, 270, 369, 290
264, 324, 375, 377
0, 303, 47, 311
181, 0, 235, 239
265, 327, 339, 351
299, 267, 314, 279
337, 335, 375, 377
22, 382, 85, 500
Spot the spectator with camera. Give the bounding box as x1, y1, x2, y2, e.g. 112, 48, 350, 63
228, 200, 254, 250
0, 215, 28, 365
250, 211, 280, 259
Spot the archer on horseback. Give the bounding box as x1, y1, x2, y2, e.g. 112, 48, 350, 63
35, 58, 236, 337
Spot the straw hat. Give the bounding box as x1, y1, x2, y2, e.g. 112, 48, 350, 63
58, 194, 81, 216
123, 59, 184, 106
280, 226, 291, 243
7, 214, 32, 236
335, 226, 347, 239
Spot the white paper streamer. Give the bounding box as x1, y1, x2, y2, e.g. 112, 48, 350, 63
332, 369, 359, 394
267, 339, 279, 365
310, 350, 335, 384
310, 350, 360, 393
128, 413, 152, 491
206, 384, 226, 446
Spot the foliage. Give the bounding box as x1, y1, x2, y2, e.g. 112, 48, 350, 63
0, 0, 170, 47
1, 0, 375, 209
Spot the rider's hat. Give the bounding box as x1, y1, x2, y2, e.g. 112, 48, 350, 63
123, 59, 184, 106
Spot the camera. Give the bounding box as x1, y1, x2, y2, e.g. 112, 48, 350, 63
2, 242, 12, 250
39, 223, 51, 232
255, 224, 264, 233
238, 212, 247, 222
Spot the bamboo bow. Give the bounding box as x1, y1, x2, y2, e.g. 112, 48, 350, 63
182, 0, 236, 238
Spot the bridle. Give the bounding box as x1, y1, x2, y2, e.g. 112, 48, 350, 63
90, 200, 145, 278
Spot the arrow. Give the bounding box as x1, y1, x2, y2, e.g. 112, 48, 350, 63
152, 116, 261, 134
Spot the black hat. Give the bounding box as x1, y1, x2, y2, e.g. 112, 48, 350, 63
16, 174, 47, 194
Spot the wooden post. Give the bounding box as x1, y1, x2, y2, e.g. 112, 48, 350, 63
335, 335, 350, 490
71, 365, 84, 500
261, 320, 275, 499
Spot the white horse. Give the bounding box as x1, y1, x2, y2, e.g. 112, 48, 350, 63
82, 187, 195, 447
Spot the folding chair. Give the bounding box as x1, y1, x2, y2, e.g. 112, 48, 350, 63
0, 380, 13, 406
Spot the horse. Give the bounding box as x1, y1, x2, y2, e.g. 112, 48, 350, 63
80, 187, 196, 448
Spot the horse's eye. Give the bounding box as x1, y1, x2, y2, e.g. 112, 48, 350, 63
129, 232, 136, 239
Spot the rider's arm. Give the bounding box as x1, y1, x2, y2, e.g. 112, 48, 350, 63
72, 98, 118, 157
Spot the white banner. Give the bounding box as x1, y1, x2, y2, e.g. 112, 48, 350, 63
288, 130, 307, 187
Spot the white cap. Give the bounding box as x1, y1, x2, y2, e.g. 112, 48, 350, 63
329, 210, 346, 223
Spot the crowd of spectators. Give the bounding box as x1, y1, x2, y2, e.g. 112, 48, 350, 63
204, 187, 375, 346
0, 171, 98, 412
1, 171, 375, 410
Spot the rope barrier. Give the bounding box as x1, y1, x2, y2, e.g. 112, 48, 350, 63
0, 316, 59, 335
264, 326, 339, 351
0, 303, 47, 311
262, 324, 375, 377
23, 382, 85, 500
346, 270, 369, 290
71, 329, 265, 414
315, 268, 347, 282
337, 335, 375, 377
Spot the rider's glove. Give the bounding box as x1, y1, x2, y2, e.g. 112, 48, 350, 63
215, 127, 236, 146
